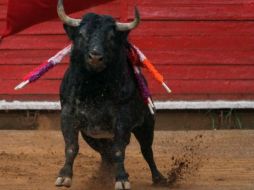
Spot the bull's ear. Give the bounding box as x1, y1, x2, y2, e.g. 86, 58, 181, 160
63, 24, 79, 41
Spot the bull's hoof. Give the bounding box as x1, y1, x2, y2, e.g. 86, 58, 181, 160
153, 174, 168, 186
55, 177, 72, 188
115, 180, 131, 190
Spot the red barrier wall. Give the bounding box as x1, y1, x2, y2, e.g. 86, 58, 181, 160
1, 0, 254, 101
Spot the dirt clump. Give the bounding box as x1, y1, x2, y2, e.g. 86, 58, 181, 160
167, 134, 207, 187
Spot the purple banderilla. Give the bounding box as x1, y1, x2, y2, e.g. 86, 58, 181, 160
134, 68, 151, 104
28, 60, 55, 82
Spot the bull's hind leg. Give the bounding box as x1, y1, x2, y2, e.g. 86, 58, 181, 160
132, 115, 167, 186
55, 113, 79, 188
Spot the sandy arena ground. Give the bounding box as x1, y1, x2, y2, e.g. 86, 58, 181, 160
0, 130, 254, 190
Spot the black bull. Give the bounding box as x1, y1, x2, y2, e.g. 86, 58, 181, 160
55, 3, 167, 190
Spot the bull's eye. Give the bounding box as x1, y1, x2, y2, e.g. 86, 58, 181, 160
107, 30, 115, 40
79, 28, 88, 40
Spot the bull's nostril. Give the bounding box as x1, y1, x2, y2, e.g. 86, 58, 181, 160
89, 52, 103, 62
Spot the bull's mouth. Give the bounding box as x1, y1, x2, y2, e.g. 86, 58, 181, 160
86, 62, 106, 72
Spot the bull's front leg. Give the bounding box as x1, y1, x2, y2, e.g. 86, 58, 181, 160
55, 111, 79, 188
113, 123, 131, 190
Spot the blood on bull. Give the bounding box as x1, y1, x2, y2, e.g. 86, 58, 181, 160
55, 0, 167, 189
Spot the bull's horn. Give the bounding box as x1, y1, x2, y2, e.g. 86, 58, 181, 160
116, 7, 140, 31
57, 0, 81, 27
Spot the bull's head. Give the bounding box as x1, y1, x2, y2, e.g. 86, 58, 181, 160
58, 0, 140, 72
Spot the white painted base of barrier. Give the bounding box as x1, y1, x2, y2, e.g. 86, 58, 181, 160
0, 100, 254, 110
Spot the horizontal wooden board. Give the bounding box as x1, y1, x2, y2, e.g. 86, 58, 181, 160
0, 93, 254, 101
131, 36, 254, 51
1, 93, 254, 101
3, 21, 254, 37
0, 79, 61, 95
0, 65, 68, 80
144, 50, 254, 65
2, 79, 254, 95
143, 65, 254, 80
148, 80, 254, 95
1, 49, 254, 66
1, 35, 254, 51
127, 1, 254, 20
129, 0, 254, 5
151, 94, 254, 101
0, 94, 60, 101
2, 65, 254, 81
8, 21, 65, 35
134, 21, 254, 37
0, 49, 70, 65
0, 35, 70, 50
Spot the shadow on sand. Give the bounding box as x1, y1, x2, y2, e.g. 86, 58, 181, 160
85, 163, 115, 190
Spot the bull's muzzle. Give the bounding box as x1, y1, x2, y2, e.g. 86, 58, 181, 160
88, 49, 104, 65
87, 49, 105, 72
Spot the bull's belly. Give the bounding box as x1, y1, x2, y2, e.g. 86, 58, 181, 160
81, 127, 114, 139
